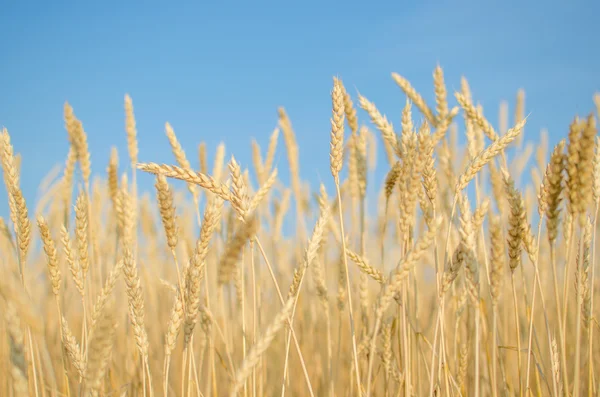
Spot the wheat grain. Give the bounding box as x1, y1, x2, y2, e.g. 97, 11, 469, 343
456, 118, 527, 192
391, 72, 436, 125
155, 174, 179, 250
359, 95, 400, 159
138, 162, 233, 202
455, 92, 498, 141
37, 216, 61, 296
504, 171, 525, 272
330, 77, 345, 179
433, 65, 449, 123
346, 250, 385, 284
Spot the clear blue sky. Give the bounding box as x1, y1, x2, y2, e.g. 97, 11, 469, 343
1, 0, 599, 219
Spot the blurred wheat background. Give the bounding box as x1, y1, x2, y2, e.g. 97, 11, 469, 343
1, 1, 600, 397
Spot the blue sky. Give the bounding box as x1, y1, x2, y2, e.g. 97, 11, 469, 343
1, 0, 599, 220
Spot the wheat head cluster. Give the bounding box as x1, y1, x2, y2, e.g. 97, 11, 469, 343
1, 66, 600, 397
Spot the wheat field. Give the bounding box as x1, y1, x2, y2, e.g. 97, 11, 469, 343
1, 66, 599, 397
